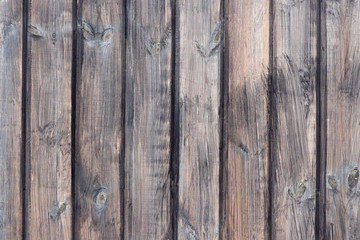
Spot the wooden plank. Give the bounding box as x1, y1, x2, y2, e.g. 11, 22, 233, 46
324, 0, 360, 239
177, 1, 221, 239
25, 0, 73, 239
0, 1, 23, 239
124, 1, 173, 239
74, 1, 125, 239
222, 0, 270, 239
271, 0, 319, 239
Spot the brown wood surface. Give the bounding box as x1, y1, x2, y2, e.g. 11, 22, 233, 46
222, 0, 270, 239
124, 1, 173, 239
25, 0, 73, 239
176, 1, 221, 239
271, 0, 319, 239
0, 1, 23, 239
74, 1, 125, 239
324, 0, 360, 239
2, 1, 360, 238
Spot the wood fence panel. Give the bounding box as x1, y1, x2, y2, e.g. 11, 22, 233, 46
271, 0, 319, 239
324, 0, 360, 239
124, 1, 173, 239
25, 0, 73, 239
176, 0, 221, 239
74, 1, 125, 239
0, 1, 23, 239
222, 0, 270, 239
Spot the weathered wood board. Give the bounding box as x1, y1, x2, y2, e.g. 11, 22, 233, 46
74, 0, 125, 239
25, 0, 73, 239
0, 1, 23, 239
324, 0, 360, 239
222, 0, 270, 239
177, 0, 221, 239
271, 0, 319, 239
124, 1, 173, 239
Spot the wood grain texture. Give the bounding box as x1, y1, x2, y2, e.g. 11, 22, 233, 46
0, 1, 23, 239
177, 1, 221, 239
324, 0, 360, 239
272, 0, 319, 239
74, 1, 125, 239
25, 0, 73, 239
124, 1, 173, 239
222, 0, 270, 239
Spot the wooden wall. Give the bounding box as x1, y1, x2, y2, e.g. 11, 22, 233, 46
1, 0, 360, 239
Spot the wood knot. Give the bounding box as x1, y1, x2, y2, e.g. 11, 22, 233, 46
193, 20, 224, 58
93, 187, 108, 211
328, 175, 338, 192
80, 21, 113, 48
287, 181, 315, 201
348, 168, 359, 188
28, 24, 43, 38
48, 201, 67, 220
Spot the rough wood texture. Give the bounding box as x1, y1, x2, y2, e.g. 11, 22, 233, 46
324, 0, 360, 239
222, 0, 270, 239
74, 1, 125, 239
272, 0, 318, 239
0, 1, 23, 239
177, 1, 221, 239
124, 1, 173, 239
26, 0, 73, 239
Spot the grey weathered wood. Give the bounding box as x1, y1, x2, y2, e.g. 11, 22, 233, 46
271, 0, 319, 239
0, 1, 23, 239
324, 0, 360, 239
74, 1, 125, 239
124, 1, 173, 239
177, 1, 221, 239
222, 0, 270, 239
25, 0, 73, 239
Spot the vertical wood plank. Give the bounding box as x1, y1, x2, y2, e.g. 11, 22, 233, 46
124, 1, 173, 239
0, 1, 23, 239
222, 0, 270, 239
272, 0, 319, 239
26, 0, 73, 239
177, 1, 221, 239
74, 1, 125, 239
324, 0, 360, 239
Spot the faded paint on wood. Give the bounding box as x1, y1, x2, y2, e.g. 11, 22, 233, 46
177, 0, 221, 239
271, 0, 318, 239
25, 0, 73, 239
324, 0, 360, 239
0, 1, 23, 239
222, 0, 270, 239
74, 1, 125, 239
124, 1, 173, 239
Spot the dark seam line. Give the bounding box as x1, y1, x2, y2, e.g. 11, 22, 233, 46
71, 0, 78, 239
219, 0, 226, 239
120, 0, 127, 239
170, 1, 179, 239
21, 0, 29, 239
